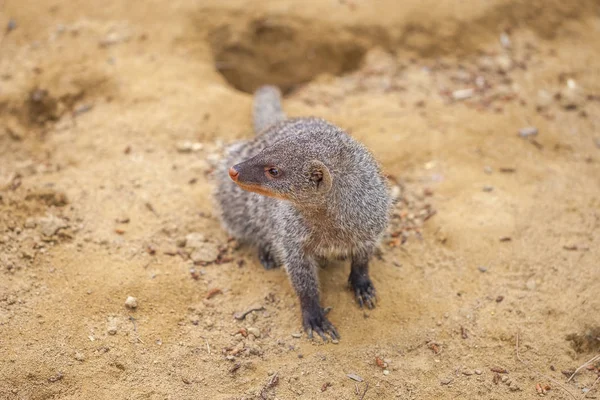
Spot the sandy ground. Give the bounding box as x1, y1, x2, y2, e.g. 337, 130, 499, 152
1, 0, 600, 399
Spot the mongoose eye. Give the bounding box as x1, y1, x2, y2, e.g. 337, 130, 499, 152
266, 167, 280, 178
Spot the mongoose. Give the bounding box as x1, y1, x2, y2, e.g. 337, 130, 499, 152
215, 85, 391, 340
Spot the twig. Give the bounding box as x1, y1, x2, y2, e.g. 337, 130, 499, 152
359, 382, 369, 400
581, 376, 600, 400
568, 354, 600, 382
205, 338, 211, 355
516, 332, 577, 400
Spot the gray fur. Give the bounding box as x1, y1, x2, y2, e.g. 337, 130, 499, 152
214, 86, 392, 340
253, 85, 286, 134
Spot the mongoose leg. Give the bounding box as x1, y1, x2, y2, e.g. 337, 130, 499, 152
287, 256, 339, 341
349, 252, 377, 309
258, 244, 280, 270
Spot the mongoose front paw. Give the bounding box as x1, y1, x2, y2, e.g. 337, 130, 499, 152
302, 307, 340, 341
349, 276, 377, 309
258, 245, 279, 270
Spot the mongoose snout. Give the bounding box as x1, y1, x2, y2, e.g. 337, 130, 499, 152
228, 166, 239, 181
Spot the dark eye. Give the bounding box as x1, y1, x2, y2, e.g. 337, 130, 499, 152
267, 167, 280, 177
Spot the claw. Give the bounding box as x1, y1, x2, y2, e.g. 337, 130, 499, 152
315, 327, 328, 341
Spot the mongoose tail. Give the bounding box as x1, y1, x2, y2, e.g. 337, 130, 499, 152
253, 85, 286, 134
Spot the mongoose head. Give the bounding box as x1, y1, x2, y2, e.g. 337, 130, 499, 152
228, 137, 333, 205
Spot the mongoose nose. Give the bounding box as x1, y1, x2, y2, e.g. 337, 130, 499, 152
228, 166, 239, 182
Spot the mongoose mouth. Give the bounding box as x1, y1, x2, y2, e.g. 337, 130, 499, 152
233, 181, 288, 200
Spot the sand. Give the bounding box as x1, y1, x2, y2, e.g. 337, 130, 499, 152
1, 0, 599, 399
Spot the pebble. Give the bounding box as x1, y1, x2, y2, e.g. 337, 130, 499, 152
452, 88, 474, 101
560, 87, 585, 110
291, 333, 302, 338
462, 370, 474, 376
383, 369, 390, 375
247, 327, 261, 338
347, 373, 363, 382
482, 185, 494, 192
7, 19, 17, 32
526, 278, 536, 291
74, 352, 85, 361
475, 369, 482, 375
176, 141, 204, 153
536, 90, 554, 109
190, 243, 220, 263
484, 166, 493, 174
501, 375, 509, 383
499, 32, 511, 49
184, 233, 205, 249
478, 56, 495, 71
440, 377, 453, 385
495, 55, 512, 72
125, 296, 138, 309
518, 127, 538, 138
38, 215, 68, 237
107, 317, 118, 335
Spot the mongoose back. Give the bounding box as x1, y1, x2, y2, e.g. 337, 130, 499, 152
215, 85, 391, 340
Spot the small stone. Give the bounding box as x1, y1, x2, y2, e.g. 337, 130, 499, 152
499, 32, 511, 48
509, 381, 521, 391
6, 120, 23, 141
482, 185, 494, 192
478, 56, 495, 71
184, 233, 205, 249
560, 87, 585, 110
495, 55, 512, 72
37, 215, 68, 237
24, 218, 37, 229
475, 369, 482, 375
390, 186, 401, 201
452, 88, 474, 101
478, 266, 488, 273
291, 333, 302, 338
125, 296, 138, 309
7, 19, 17, 32
176, 141, 203, 153
526, 278, 536, 291
501, 375, 509, 383
383, 369, 390, 375
484, 166, 493, 174
536, 90, 553, 109
190, 243, 220, 263
518, 127, 538, 138
440, 377, 453, 385
107, 317, 118, 335
331, 339, 339, 344
247, 327, 261, 338
462, 370, 474, 376
347, 373, 363, 382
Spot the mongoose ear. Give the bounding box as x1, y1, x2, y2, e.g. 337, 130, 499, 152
308, 160, 332, 193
